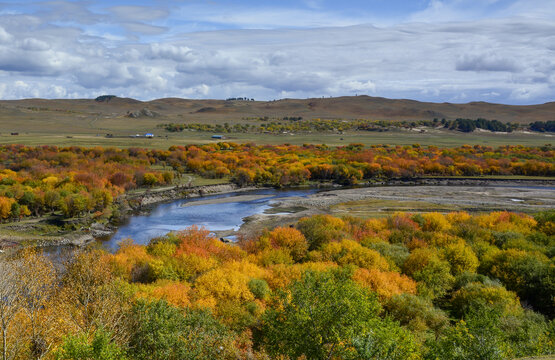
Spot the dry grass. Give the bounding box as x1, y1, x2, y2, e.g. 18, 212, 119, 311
1, 96, 553, 148
0, 129, 551, 149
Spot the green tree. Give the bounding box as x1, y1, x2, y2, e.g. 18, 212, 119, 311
128, 300, 238, 360
248, 279, 270, 300
54, 329, 126, 360
352, 318, 422, 360
296, 215, 345, 250
426, 310, 507, 360
262, 269, 381, 359
385, 294, 448, 335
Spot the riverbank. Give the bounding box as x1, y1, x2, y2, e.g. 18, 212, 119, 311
237, 182, 555, 239
0, 183, 261, 253
1, 177, 553, 253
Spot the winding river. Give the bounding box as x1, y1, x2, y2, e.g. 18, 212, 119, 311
103, 188, 318, 250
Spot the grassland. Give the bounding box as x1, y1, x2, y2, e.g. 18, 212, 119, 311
0, 96, 553, 148
1, 129, 552, 148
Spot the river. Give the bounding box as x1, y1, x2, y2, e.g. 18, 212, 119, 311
102, 188, 318, 250
38, 181, 554, 258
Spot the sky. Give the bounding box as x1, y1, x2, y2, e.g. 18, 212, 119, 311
0, 0, 554, 104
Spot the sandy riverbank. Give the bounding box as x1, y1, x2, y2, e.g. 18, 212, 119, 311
236, 184, 555, 238
180, 194, 271, 207
273, 185, 555, 211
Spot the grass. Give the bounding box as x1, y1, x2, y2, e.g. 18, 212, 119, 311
330, 199, 463, 218
0, 100, 552, 148
0, 128, 552, 149
1, 96, 553, 149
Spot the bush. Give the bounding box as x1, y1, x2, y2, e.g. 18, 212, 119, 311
128, 300, 239, 360
297, 215, 345, 250
55, 329, 126, 360
248, 278, 270, 300
262, 269, 381, 359
352, 319, 422, 360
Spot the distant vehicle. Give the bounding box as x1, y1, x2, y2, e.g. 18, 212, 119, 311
145, 133, 154, 138
11, 132, 18, 135
212, 135, 224, 139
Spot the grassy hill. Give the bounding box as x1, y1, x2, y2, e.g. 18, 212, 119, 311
0, 95, 553, 148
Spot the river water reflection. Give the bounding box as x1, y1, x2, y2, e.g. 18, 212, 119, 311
103, 188, 318, 250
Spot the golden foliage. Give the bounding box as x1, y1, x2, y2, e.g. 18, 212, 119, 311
194, 268, 254, 305
110, 239, 153, 279
150, 281, 191, 308
475, 211, 537, 234
318, 239, 390, 271
421, 212, 452, 232
258, 227, 308, 262
353, 268, 417, 299
442, 243, 479, 275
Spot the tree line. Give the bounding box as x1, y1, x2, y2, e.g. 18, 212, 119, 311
177, 143, 554, 186
441, 118, 517, 133
0, 145, 173, 220
0, 144, 552, 222
530, 121, 555, 133
161, 117, 555, 134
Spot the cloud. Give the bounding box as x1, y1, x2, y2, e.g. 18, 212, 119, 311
456, 53, 521, 72
0, 26, 12, 42
122, 22, 168, 35
39, 1, 103, 25
148, 43, 193, 62
0, 0, 552, 104
408, 0, 555, 24
108, 5, 169, 22
172, 4, 371, 29
20, 38, 51, 51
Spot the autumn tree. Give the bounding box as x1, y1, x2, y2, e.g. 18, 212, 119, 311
0, 260, 24, 360
59, 250, 130, 344
257, 227, 308, 262
14, 249, 57, 359
297, 215, 345, 250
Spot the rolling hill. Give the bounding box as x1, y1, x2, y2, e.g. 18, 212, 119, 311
1, 95, 553, 125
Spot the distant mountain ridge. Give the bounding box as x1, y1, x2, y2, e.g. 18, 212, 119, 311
1, 95, 553, 124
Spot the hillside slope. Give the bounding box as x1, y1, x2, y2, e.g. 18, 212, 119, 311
1, 95, 553, 124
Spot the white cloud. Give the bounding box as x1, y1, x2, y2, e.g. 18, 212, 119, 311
173, 5, 372, 29
20, 38, 51, 51
148, 43, 193, 62
0, 26, 13, 43
0, 1, 552, 104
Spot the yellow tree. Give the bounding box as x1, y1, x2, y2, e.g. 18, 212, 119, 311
258, 227, 308, 262
0, 260, 25, 360
0, 197, 15, 220
59, 250, 130, 345
14, 249, 57, 360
